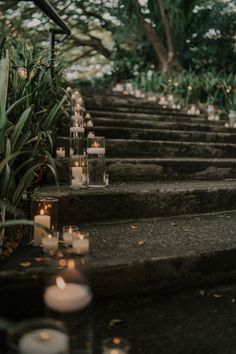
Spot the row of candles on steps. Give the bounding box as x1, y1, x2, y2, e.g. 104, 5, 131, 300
8, 257, 130, 354
57, 89, 108, 188
25, 199, 131, 354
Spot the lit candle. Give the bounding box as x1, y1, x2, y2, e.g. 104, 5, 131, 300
34, 209, 51, 246
102, 337, 129, 354
72, 161, 83, 179
72, 233, 89, 255
18, 329, 69, 354
87, 142, 105, 155
86, 120, 93, 128
44, 276, 92, 313
63, 227, 74, 246
42, 234, 58, 255
56, 147, 65, 158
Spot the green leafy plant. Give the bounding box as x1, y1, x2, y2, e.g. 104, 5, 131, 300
0, 43, 68, 257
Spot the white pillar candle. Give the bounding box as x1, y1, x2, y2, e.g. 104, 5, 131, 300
34, 210, 51, 246
19, 328, 69, 354
42, 235, 58, 254
44, 277, 92, 313
72, 165, 83, 179
56, 148, 65, 158
87, 147, 105, 155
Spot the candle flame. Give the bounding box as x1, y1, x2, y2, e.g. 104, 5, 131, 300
92, 141, 100, 148
113, 337, 121, 345
110, 350, 119, 354
39, 209, 45, 216
39, 331, 50, 341
48, 234, 52, 239
56, 276, 66, 290
69, 227, 72, 233
78, 233, 84, 240
67, 259, 76, 270
75, 161, 79, 167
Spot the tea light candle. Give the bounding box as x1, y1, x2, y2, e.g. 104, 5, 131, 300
34, 209, 51, 246
42, 234, 58, 254
18, 328, 69, 354
44, 276, 92, 313
63, 227, 74, 246
86, 120, 93, 128
72, 233, 89, 255
56, 147, 65, 158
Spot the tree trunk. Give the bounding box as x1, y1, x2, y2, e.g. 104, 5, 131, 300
157, 0, 182, 71
133, 0, 182, 72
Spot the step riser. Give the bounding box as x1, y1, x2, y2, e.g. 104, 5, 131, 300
36, 187, 236, 224
86, 103, 205, 117
55, 137, 236, 159
93, 118, 231, 133
106, 140, 236, 158
51, 160, 236, 184
89, 110, 208, 122
94, 127, 236, 144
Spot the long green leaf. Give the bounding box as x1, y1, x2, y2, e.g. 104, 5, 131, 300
11, 107, 31, 150
0, 51, 9, 128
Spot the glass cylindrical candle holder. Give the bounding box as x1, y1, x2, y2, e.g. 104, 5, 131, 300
102, 337, 130, 354
62, 225, 79, 247
87, 136, 106, 188
70, 156, 87, 189
7, 318, 70, 354
31, 197, 58, 246
72, 232, 90, 255
42, 232, 59, 256
43, 261, 93, 354
70, 124, 85, 157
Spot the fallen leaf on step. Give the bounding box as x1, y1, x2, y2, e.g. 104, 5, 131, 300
109, 319, 123, 327
232, 298, 235, 303
138, 240, 145, 246
35, 257, 43, 262
130, 225, 139, 229
199, 290, 205, 296
226, 216, 231, 219
171, 222, 177, 226
213, 294, 222, 298
20, 262, 31, 268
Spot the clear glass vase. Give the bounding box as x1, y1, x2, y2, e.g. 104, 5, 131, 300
87, 136, 106, 188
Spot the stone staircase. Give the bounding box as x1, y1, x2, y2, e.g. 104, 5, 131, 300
2, 92, 236, 353
29, 92, 236, 295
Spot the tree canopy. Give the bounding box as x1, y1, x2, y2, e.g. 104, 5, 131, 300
0, 0, 236, 81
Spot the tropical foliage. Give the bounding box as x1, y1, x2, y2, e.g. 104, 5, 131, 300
0, 39, 68, 255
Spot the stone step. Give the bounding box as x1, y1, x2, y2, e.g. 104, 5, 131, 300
52, 158, 236, 184
34, 180, 236, 224
93, 117, 232, 133
106, 139, 236, 158
2, 211, 236, 300
85, 99, 207, 117
94, 126, 236, 144
88, 110, 209, 122
56, 137, 236, 158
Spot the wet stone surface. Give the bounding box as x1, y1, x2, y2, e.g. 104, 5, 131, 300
93, 284, 236, 354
